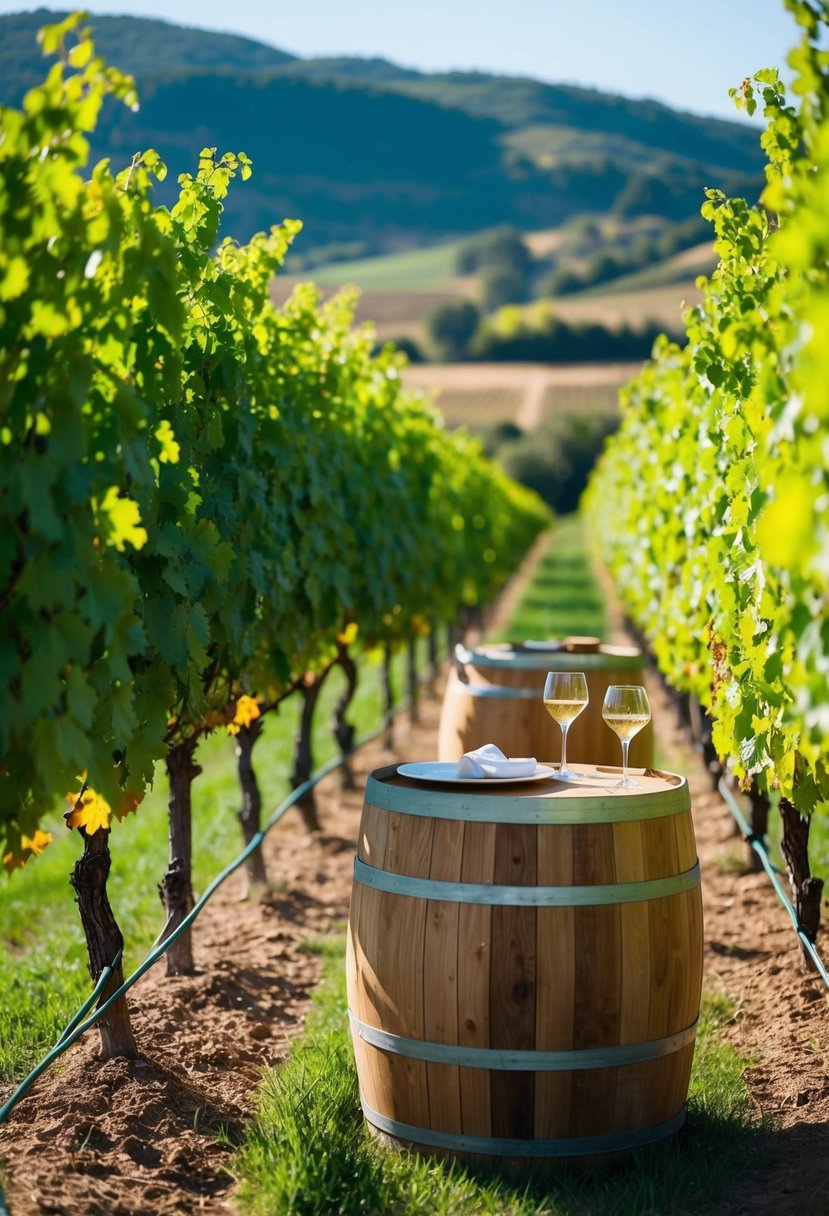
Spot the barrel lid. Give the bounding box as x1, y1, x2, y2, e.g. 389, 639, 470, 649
365, 763, 688, 824
562, 636, 601, 653
454, 641, 643, 671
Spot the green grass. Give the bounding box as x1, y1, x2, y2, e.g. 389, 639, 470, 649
0, 643, 427, 1083
494, 514, 606, 643
233, 524, 766, 1213
310, 241, 462, 291
233, 939, 766, 1216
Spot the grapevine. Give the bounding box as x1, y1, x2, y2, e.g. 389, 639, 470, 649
584, 0, 829, 944
0, 13, 549, 1044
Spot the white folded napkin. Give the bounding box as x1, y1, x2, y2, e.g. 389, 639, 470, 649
457, 744, 537, 779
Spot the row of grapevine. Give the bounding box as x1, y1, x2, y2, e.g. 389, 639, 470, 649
0, 14, 549, 1054
584, 0, 829, 945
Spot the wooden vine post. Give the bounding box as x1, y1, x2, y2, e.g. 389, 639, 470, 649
159, 740, 202, 975
69, 825, 138, 1059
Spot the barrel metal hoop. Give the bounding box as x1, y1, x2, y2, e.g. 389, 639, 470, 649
349, 1011, 698, 1070
368, 773, 690, 824
453, 646, 644, 672
353, 857, 700, 906
457, 684, 540, 699
361, 1099, 687, 1157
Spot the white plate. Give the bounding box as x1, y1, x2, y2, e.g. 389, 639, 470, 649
397, 762, 558, 786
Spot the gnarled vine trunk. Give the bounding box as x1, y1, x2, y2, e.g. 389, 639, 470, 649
427, 619, 439, 696
332, 641, 358, 791
407, 634, 420, 725
382, 640, 394, 751
292, 674, 327, 833
158, 740, 201, 975
779, 796, 824, 968
747, 785, 770, 873
236, 716, 267, 898
70, 827, 139, 1059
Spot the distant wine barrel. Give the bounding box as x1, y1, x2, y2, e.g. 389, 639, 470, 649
346, 762, 703, 1167
438, 638, 653, 768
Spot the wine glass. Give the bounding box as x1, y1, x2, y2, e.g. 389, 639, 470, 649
543, 671, 588, 780
601, 685, 651, 788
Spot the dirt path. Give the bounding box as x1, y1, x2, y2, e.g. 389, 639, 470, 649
2, 638, 828, 1214
515, 367, 549, 431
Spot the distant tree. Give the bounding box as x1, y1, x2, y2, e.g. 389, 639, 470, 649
566, 215, 603, 244
540, 265, 585, 297
613, 170, 703, 222
655, 214, 710, 258
582, 249, 630, 288
498, 413, 619, 513
478, 419, 524, 458
389, 335, 425, 363
456, 226, 533, 278
427, 299, 481, 360
481, 265, 529, 311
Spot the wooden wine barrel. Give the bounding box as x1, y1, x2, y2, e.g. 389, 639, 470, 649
437, 638, 653, 768
346, 762, 703, 1167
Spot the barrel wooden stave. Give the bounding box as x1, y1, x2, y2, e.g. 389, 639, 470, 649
437, 643, 654, 768
346, 765, 703, 1164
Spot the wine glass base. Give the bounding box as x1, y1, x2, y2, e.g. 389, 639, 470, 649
556, 770, 582, 781
615, 778, 641, 788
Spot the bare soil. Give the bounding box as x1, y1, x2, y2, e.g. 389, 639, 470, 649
2, 649, 828, 1214
402, 361, 641, 430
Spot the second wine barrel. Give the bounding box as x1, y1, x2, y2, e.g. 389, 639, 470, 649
437, 639, 653, 767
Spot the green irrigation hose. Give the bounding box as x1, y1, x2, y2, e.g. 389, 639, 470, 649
0, 711, 398, 1131
717, 775, 829, 990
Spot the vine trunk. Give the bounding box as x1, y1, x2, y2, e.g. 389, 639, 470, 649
159, 741, 201, 975
70, 827, 139, 1059
236, 717, 267, 897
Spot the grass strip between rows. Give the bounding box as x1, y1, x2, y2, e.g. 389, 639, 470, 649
232, 937, 767, 1216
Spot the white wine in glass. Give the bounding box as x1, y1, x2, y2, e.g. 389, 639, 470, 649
601, 685, 651, 787
543, 671, 588, 780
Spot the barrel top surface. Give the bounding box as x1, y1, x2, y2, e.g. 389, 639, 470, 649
455, 641, 643, 671
364, 762, 688, 824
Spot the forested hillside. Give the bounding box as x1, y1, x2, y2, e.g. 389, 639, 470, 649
0, 9, 764, 250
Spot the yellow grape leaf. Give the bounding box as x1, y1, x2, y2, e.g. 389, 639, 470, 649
227, 694, 261, 735
22, 829, 53, 855
756, 477, 817, 569
0, 256, 29, 302
738, 610, 758, 651
99, 486, 149, 552
155, 419, 181, 464
3, 851, 25, 873
115, 790, 141, 821
64, 788, 112, 833
337, 621, 359, 646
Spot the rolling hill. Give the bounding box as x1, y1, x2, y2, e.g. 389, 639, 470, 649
0, 9, 766, 253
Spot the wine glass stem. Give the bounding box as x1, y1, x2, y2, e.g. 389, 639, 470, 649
560, 724, 570, 775
621, 738, 630, 783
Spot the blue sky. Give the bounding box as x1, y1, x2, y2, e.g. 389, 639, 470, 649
1, 1, 799, 121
